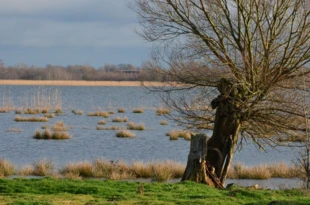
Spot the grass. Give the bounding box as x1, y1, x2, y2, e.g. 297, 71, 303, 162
0, 158, 15, 177
133, 108, 144, 113
44, 113, 55, 118
7, 128, 22, 132
0, 178, 309, 204
160, 120, 168, 125
118, 108, 125, 113
72, 109, 84, 115
156, 107, 170, 115
32, 159, 55, 176
166, 130, 192, 141
97, 120, 106, 125
87, 111, 110, 118
52, 121, 67, 131
112, 116, 128, 123
33, 129, 72, 140
96, 126, 123, 130
23, 108, 40, 114
116, 130, 136, 138
228, 162, 300, 179
14, 115, 48, 122
127, 122, 145, 130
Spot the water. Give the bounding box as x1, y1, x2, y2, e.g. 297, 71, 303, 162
0, 85, 302, 167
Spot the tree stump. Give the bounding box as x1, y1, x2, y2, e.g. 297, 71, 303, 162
181, 133, 224, 189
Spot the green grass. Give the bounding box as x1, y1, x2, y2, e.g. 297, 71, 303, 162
0, 178, 308, 204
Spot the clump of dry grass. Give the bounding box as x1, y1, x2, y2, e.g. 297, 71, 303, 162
117, 108, 125, 113
96, 126, 122, 130
8, 128, 23, 132
55, 109, 62, 114
32, 159, 55, 176
72, 109, 84, 115
18, 165, 34, 176
227, 162, 300, 179
116, 130, 136, 138
112, 116, 128, 123
60, 161, 93, 178
44, 113, 55, 118
15, 110, 23, 114
150, 161, 184, 182
160, 120, 168, 125
33, 129, 72, 140
97, 120, 106, 125
108, 111, 115, 114
127, 122, 145, 131
156, 108, 170, 116
166, 130, 191, 141
133, 108, 144, 114
23, 108, 40, 114
14, 115, 48, 122
52, 121, 67, 131
0, 158, 15, 177
0, 108, 10, 113
87, 111, 110, 118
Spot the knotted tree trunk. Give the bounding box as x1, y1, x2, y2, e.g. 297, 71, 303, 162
182, 79, 241, 188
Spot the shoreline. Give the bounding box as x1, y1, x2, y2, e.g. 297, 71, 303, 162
0, 80, 166, 87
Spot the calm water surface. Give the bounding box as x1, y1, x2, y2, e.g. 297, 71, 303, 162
0, 85, 301, 167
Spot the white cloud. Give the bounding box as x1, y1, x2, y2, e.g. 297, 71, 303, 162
0, 0, 144, 48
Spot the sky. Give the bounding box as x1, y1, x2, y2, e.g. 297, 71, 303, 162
0, 0, 150, 68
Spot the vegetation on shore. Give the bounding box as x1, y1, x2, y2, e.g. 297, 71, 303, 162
0, 178, 309, 204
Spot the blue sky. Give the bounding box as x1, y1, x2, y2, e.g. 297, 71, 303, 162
0, 0, 150, 67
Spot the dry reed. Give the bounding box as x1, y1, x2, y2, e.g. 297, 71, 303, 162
87, 111, 110, 118
118, 108, 125, 113
127, 122, 145, 130
32, 159, 55, 176
14, 115, 48, 122
133, 108, 144, 114
33, 129, 72, 140
116, 130, 136, 138
8, 128, 23, 132
167, 130, 191, 141
160, 120, 168, 125
0, 158, 15, 177
97, 120, 106, 125
156, 108, 170, 116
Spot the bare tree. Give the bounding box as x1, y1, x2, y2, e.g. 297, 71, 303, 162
132, 0, 310, 188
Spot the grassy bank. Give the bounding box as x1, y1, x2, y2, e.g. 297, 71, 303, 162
0, 80, 167, 87
0, 178, 309, 205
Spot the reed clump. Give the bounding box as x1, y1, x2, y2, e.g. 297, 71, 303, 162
0, 158, 15, 177
52, 121, 67, 131
133, 108, 144, 114
0, 108, 10, 113
160, 120, 168, 125
14, 115, 48, 122
32, 159, 55, 176
72, 109, 84, 115
96, 126, 123, 130
97, 120, 106, 125
116, 130, 136, 138
8, 128, 23, 132
112, 116, 128, 123
166, 130, 191, 141
227, 162, 300, 179
127, 122, 145, 131
33, 129, 72, 140
156, 108, 170, 116
117, 108, 125, 113
87, 111, 110, 118
44, 113, 55, 118
60, 161, 93, 178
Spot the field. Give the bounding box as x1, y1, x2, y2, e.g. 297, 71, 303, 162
0, 178, 309, 205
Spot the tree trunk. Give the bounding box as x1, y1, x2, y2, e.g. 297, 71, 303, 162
182, 78, 241, 187
181, 134, 224, 189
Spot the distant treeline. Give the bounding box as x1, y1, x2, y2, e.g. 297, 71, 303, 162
0, 62, 169, 81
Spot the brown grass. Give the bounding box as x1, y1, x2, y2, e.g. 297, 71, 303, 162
133, 108, 144, 114
33, 129, 72, 140
72, 109, 84, 115
14, 115, 48, 122
60, 161, 93, 178
160, 120, 168, 125
116, 130, 136, 138
117, 108, 125, 113
127, 122, 145, 130
97, 120, 106, 125
96, 126, 123, 130
44, 113, 55, 118
8, 128, 23, 132
24, 108, 40, 114
227, 162, 300, 179
18, 165, 34, 176
87, 111, 110, 118
156, 108, 170, 116
52, 121, 67, 131
166, 130, 191, 141
32, 159, 55, 176
112, 116, 128, 123
0, 158, 15, 177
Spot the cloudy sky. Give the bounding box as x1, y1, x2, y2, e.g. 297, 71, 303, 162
0, 0, 150, 67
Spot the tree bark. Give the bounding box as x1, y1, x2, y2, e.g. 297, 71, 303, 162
181, 134, 224, 189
